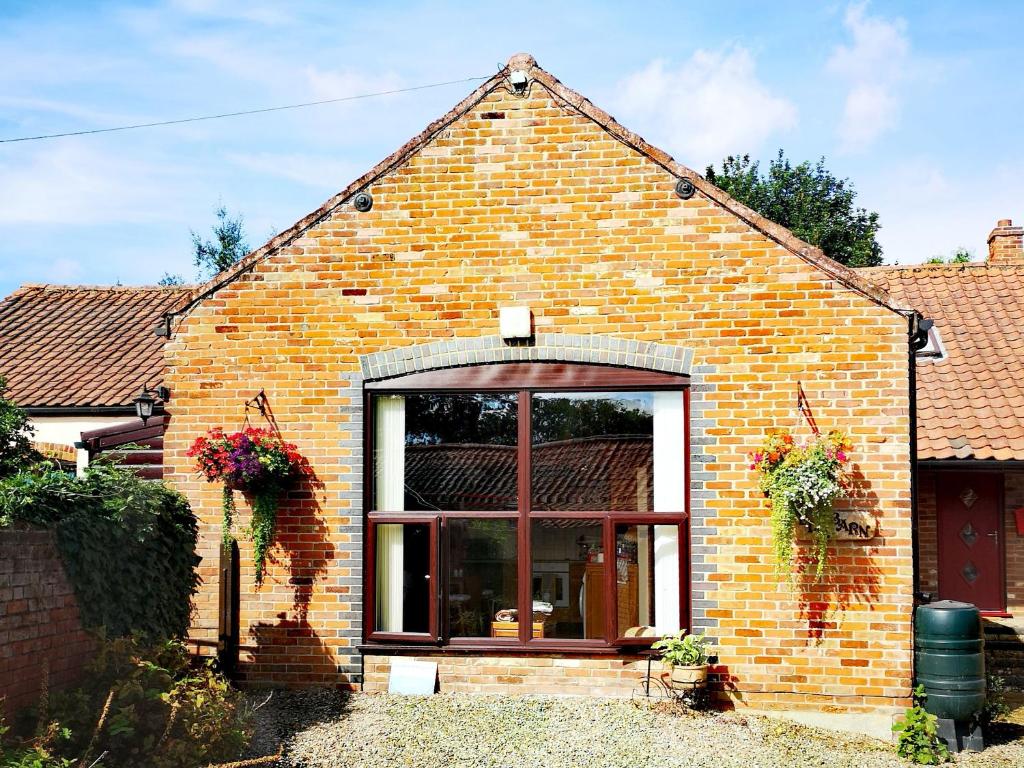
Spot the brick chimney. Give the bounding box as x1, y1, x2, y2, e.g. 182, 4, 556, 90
988, 218, 1024, 263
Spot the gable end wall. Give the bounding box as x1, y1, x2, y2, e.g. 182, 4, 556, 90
165, 82, 913, 711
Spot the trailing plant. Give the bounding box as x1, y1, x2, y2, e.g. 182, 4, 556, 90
188, 427, 310, 585
651, 630, 710, 667
0, 461, 200, 639
892, 685, 950, 764
3, 637, 250, 768
750, 429, 853, 579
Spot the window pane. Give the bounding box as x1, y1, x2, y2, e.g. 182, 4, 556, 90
530, 519, 604, 640
447, 519, 517, 638
374, 523, 431, 634
532, 392, 654, 511
614, 524, 680, 638
373, 393, 518, 511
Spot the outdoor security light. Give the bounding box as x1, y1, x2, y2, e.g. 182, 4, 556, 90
509, 69, 529, 94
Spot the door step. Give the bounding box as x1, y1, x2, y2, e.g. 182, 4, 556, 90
983, 619, 1024, 689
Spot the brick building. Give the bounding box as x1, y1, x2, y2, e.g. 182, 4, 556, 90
0, 284, 187, 473
163, 54, 917, 713
870, 220, 1024, 628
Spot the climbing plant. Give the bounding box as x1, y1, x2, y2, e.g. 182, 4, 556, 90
0, 461, 200, 639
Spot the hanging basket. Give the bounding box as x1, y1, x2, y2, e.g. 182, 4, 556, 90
188, 427, 311, 585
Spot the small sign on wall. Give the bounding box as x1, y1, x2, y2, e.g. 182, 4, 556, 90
388, 657, 438, 695
833, 510, 877, 540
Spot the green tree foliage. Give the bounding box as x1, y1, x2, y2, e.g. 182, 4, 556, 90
0, 376, 40, 479
157, 272, 186, 286
532, 396, 651, 444
0, 462, 200, 639
192, 205, 249, 279
405, 394, 519, 446
705, 150, 883, 267
926, 247, 973, 265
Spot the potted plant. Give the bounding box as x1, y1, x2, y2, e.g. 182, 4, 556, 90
749, 429, 853, 579
652, 629, 711, 689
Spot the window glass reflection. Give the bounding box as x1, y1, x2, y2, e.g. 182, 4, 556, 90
614, 524, 680, 638
532, 392, 654, 511
448, 519, 518, 638
374, 393, 518, 511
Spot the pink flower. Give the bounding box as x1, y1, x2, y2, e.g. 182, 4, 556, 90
837, 451, 847, 462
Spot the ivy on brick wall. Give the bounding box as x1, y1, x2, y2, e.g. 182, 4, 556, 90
0, 461, 200, 639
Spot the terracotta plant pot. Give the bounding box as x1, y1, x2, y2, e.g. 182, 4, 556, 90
669, 663, 709, 689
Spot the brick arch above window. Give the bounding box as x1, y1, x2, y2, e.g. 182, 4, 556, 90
358, 334, 694, 382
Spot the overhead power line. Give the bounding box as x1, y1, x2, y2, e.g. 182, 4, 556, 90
0, 75, 492, 144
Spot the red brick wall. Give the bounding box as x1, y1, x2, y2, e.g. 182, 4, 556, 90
1003, 472, 1024, 613
165, 67, 914, 712
0, 529, 94, 718
917, 470, 938, 597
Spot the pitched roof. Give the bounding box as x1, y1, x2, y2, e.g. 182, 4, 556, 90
0, 284, 193, 409
865, 263, 1024, 461
169, 53, 906, 327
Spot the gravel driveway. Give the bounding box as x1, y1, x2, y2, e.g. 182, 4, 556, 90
244, 690, 1024, 768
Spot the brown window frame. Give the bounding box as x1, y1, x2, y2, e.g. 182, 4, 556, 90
363, 362, 690, 652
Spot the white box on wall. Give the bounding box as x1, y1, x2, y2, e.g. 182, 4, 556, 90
499, 306, 532, 340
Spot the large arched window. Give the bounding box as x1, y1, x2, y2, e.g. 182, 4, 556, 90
364, 362, 690, 650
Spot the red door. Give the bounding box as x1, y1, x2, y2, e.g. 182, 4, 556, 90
936, 473, 1004, 612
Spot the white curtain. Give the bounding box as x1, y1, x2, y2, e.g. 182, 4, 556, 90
375, 396, 405, 632
652, 391, 685, 632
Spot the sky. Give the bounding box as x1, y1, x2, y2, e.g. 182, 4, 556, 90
1, 0, 1022, 297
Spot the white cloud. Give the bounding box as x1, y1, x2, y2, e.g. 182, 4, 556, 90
609, 47, 797, 169
828, 3, 910, 151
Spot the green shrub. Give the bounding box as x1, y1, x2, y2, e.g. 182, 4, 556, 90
0, 722, 73, 768
0, 375, 41, 480
979, 673, 1010, 727
892, 685, 950, 765
3, 637, 249, 768
0, 461, 200, 639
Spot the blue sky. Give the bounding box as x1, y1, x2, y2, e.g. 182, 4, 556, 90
1, 1, 1022, 297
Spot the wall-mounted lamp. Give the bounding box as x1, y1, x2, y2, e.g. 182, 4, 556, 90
133, 385, 157, 425
132, 384, 169, 425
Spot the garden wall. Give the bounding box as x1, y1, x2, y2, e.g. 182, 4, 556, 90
0, 528, 94, 718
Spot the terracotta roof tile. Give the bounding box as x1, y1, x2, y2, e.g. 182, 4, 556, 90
0, 284, 192, 408
866, 263, 1024, 461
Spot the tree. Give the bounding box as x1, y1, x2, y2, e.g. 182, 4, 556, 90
158, 272, 186, 286
192, 205, 249, 279
926, 248, 973, 265
705, 150, 883, 267
0, 375, 40, 478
